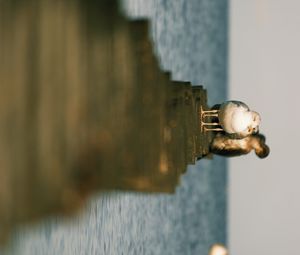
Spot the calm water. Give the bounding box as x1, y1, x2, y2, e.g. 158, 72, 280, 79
3, 0, 228, 254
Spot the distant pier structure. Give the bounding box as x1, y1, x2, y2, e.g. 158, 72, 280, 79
0, 0, 213, 240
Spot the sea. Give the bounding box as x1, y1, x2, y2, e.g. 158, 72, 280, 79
3, 0, 228, 254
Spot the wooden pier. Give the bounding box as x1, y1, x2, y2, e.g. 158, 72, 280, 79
0, 0, 213, 241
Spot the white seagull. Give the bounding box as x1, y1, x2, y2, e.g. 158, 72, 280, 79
200, 100, 261, 138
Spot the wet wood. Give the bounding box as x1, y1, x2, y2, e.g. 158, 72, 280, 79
0, 0, 213, 241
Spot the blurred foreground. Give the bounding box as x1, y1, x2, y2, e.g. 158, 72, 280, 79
0, 0, 227, 254
0, 0, 215, 241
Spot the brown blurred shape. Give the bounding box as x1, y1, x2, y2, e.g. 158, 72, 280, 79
0, 0, 211, 241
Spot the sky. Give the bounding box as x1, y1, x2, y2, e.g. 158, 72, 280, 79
229, 0, 300, 254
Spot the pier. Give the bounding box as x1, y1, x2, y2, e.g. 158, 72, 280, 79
0, 0, 214, 241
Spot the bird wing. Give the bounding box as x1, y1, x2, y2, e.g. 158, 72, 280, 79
230, 110, 252, 133
219, 104, 250, 133
225, 100, 249, 110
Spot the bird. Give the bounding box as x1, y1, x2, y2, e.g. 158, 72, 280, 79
200, 100, 261, 138
210, 133, 270, 158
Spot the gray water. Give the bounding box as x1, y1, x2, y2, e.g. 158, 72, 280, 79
4, 0, 228, 254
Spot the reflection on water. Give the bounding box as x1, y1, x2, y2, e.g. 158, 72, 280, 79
0, 0, 214, 241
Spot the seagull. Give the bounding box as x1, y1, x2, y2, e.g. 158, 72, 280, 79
201, 100, 261, 138
210, 133, 270, 158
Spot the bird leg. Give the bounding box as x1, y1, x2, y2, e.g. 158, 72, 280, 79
200, 106, 223, 132
203, 126, 224, 132
201, 109, 219, 114
200, 106, 219, 119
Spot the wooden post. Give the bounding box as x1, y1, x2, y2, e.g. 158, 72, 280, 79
0, 0, 213, 241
